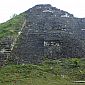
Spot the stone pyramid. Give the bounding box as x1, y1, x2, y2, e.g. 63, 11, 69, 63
11, 4, 85, 64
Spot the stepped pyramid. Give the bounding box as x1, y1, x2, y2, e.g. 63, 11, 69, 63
11, 4, 85, 64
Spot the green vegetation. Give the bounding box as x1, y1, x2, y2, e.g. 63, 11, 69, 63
0, 13, 25, 39
0, 58, 85, 85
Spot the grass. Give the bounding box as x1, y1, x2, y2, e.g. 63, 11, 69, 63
0, 13, 25, 38
0, 58, 85, 85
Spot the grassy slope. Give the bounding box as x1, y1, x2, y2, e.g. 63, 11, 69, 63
0, 13, 25, 39
0, 58, 85, 85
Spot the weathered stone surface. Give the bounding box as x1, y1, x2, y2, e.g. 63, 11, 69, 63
0, 37, 13, 66
11, 4, 85, 64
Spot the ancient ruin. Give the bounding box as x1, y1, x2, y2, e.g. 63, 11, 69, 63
1, 4, 85, 64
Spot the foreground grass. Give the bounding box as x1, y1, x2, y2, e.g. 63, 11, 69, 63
0, 58, 85, 85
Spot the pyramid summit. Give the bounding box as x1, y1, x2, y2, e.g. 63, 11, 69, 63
25, 4, 73, 18
2, 4, 85, 64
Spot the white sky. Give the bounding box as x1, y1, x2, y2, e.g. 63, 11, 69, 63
0, 0, 85, 23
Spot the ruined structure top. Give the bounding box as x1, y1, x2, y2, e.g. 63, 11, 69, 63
11, 4, 85, 64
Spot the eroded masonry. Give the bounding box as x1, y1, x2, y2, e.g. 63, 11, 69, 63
10, 4, 85, 64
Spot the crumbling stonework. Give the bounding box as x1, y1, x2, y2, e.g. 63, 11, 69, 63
10, 4, 85, 64
0, 37, 13, 66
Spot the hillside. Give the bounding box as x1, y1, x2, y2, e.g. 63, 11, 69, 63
0, 58, 85, 85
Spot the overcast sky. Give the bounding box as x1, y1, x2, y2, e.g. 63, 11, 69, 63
0, 0, 85, 23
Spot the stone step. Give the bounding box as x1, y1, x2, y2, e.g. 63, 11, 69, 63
73, 81, 85, 83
